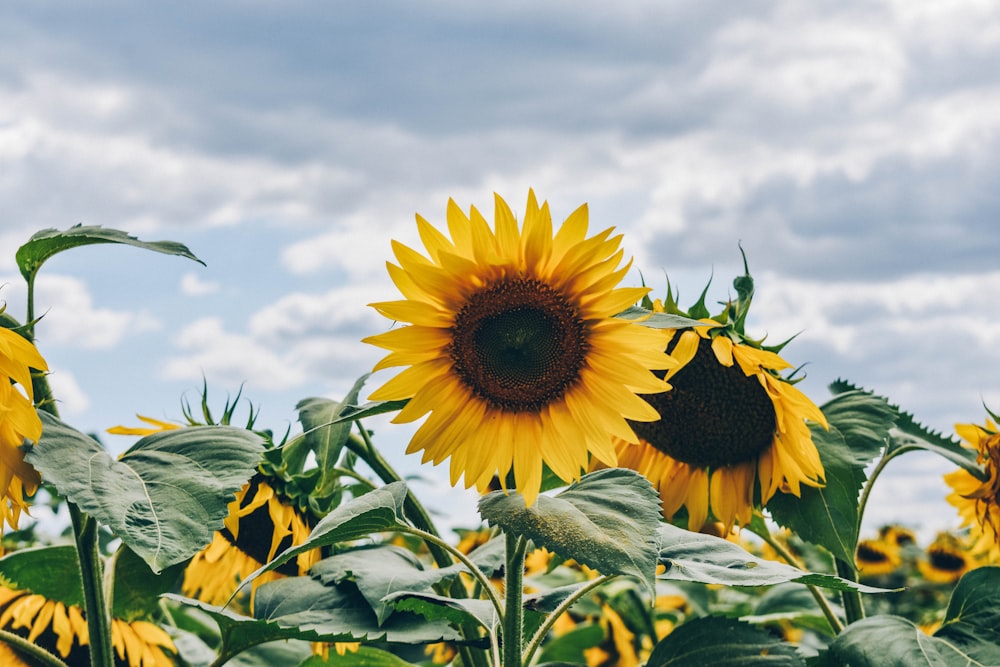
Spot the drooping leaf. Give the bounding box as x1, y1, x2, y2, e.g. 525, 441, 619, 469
16, 224, 204, 283
657, 523, 886, 592
27, 413, 265, 572
479, 468, 662, 595
767, 389, 896, 564
241, 482, 410, 588
111, 545, 186, 621
647, 616, 805, 666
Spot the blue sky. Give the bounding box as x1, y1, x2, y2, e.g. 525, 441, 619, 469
3, 0, 1000, 538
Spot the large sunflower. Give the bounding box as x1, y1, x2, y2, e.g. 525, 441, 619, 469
363, 191, 675, 506
596, 266, 827, 531
0, 324, 48, 532
944, 411, 1000, 558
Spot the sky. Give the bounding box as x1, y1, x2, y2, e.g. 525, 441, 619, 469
3, 0, 1000, 541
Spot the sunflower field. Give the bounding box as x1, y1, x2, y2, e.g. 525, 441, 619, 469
1, 193, 999, 667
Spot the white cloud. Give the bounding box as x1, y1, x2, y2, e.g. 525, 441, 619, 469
1, 273, 160, 349
180, 272, 219, 296
46, 366, 90, 416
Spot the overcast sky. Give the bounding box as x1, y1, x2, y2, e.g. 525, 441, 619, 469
3, 0, 1000, 539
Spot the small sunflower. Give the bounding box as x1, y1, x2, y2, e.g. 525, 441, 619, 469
855, 538, 901, 577
595, 263, 827, 530
363, 191, 675, 506
0, 585, 176, 666
879, 524, 918, 550
918, 533, 971, 584
0, 324, 48, 531
944, 410, 1000, 557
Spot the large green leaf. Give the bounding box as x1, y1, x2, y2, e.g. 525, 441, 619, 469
767, 389, 896, 564
935, 567, 1000, 662
111, 545, 186, 621
27, 413, 265, 572
16, 224, 204, 282
647, 616, 805, 666
389, 592, 500, 633
300, 646, 417, 667
241, 482, 410, 587
657, 523, 885, 592
478, 468, 662, 595
817, 616, 990, 666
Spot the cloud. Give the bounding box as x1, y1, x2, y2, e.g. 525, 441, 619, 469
180, 272, 219, 296
1, 273, 160, 349
45, 366, 90, 417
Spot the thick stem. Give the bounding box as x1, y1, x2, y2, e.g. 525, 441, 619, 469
502, 533, 527, 667
70, 504, 114, 667
0, 628, 70, 667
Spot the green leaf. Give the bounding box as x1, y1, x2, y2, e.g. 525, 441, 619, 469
478, 468, 662, 595
819, 615, 994, 666
27, 413, 265, 573
537, 623, 604, 665
647, 616, 805, 666
389, 592, 500, 632
831, 379, 982, 478
296, 374, 370, 492
111, 545, 185, 621
0, 545, 84, 606
767, 389, 896, 564
614, 307, 705, 329
657, 523, 886, 592
300, 646, 418, 667
935, 567, 1000, 663
309, 544, 449, 625
16, 224, 204, 283
326, 399, 411, 425
241, 482, 410, 587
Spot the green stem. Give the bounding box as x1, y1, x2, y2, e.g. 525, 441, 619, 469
759, 530, 844, 634
70, 504, 113, 667
502, 533, 527, 667
0, 628, 70, 667
856, 447, 909, 532
522, 575, 613, 666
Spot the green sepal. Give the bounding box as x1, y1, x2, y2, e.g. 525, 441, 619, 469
614, 307, 705, 329
323, 399, 411, 425
27, 412, 266, 573
478, 468, 662, 596
16, 224, 204, 283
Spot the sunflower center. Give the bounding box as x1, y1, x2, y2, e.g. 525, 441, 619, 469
631, 336, 776, 469
450, 277, 588, 412
929, 548, 966, 572
857, 543, 890, 564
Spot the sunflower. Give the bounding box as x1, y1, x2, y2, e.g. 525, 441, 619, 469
0, 585, 176, 666
944, 411, 1000, 557
363, 191, 675, 506
595, 266, 827, 531
918, 533, 972, 584
0, 324, 48, 532
855, 538, 901, 577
